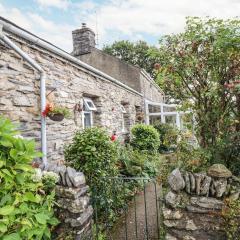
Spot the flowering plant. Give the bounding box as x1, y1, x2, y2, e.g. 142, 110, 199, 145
42, 103, 71, 119
32, 169, 59, 192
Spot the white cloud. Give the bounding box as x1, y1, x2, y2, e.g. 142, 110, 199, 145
35, 0, 70, 10
0, 3, 75, 51
0, 0, 239, 52
0, 5, 32, 30
82, 0, 240, 45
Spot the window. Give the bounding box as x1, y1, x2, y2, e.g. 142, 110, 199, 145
82, 97, 97, 129
121, 105, 127, 132
83, 112, 92, 128
83, 98, 97, 111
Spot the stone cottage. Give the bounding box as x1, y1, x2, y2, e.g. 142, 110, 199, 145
0, 17, 164, 163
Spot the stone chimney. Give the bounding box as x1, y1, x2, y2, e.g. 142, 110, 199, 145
72, 23, 96, 56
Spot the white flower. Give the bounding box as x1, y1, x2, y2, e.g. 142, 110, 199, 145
14, 134, 24, 139
42, 171, 59, 183
32, 168, 43, 182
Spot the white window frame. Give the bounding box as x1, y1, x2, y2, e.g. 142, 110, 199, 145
83, 97, 97, 111
145, 99, 192, 130
82, 111, 93, 129
82, 97, 97, 129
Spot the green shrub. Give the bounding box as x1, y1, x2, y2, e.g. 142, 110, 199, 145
64, 127, 120, 221
176, 132, 211, 172
118, 145, 159, 178
64, 127, 118, 180
153, 122, 178, 152
118, 145, 160, 178
222, 198, 240, 240
209, 132, 240, 175
131, 124, 160, 153
0, 116, 58, 239
157, 154, 178, 187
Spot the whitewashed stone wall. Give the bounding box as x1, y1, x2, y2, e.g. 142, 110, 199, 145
0, 33, 143, 163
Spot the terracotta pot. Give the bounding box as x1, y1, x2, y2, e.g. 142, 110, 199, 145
47, 113, 64, 122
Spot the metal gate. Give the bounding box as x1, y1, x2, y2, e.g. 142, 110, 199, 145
92, 177, 163, 240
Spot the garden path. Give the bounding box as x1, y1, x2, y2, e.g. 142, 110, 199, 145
107, 182, 162, 240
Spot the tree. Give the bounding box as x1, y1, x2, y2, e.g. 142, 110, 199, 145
103, 40, 161, 77
154, 17, 240, 148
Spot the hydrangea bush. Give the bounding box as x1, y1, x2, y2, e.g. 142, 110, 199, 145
0, 116, 59, 240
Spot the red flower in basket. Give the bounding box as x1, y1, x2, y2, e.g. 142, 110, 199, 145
42, 103, 54, 117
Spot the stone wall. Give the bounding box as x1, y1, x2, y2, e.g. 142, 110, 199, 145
0, 32, 144, 162
78, 47, 143, 93
44, 164, 93, 240
164, 164, 240, 240
77, 49, 164, 102
140, 70, 164, 103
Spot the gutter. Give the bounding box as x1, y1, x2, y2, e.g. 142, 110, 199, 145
0, 17, 142, 97
0, 24, 47, 166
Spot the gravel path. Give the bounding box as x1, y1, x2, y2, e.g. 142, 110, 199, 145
106, 182, 162, 240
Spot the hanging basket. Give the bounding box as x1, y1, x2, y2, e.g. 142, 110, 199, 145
136, 112, 144, 121
47, 113, 64, 122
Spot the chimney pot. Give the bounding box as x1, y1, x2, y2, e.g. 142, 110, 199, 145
82, 23, 87, 28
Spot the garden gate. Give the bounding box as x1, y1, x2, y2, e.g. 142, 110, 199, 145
92, 177, 163, 240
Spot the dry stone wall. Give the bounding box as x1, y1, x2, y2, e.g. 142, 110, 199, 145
164, 164, 240, 240
42, 163, 93, 240
0, 33, 143, 163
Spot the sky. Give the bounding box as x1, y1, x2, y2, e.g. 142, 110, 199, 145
0, 0, 239, 52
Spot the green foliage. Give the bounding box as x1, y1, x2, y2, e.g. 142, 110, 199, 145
118, 145, 160, 178
48, 106, 71, 118
154, 17, 240, 149
176, 132, 211, 172
153, 122, 178, 152
64, 127, 120, 221
103, 40, 161, 77
0, 116, 58, 240
64, 127, 162, 225
222, 198, 240, 240
41, 171, 60, 192
209, 132, 240, 175
92, 225, 106, 240
131, 124, 160, 153
157, 154, 178, 187
64, 127, 118, 180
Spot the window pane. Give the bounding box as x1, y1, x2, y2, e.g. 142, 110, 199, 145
148, 105, 161, 113
83, 98, 97, 111
149, 115, 161, 125
165, 115, 176, 125
84, 112, 91, 128
86, 100, 94, 108
163, 106, 176, 112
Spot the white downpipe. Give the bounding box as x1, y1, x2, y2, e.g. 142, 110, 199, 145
0, 25, 47, 166
40, 72, 47, 166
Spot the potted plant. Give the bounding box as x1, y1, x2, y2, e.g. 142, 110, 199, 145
42, 103, 71, 122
